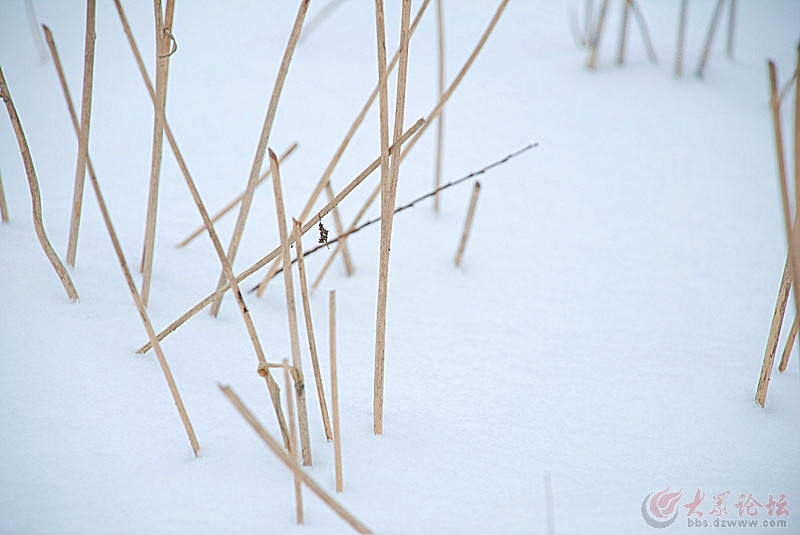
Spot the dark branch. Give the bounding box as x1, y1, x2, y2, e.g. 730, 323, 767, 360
249, 142, 538, 291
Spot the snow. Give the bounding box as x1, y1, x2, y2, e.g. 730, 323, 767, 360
1, 1, 799, 533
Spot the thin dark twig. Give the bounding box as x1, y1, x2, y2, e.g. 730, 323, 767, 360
250, 142, 537, 290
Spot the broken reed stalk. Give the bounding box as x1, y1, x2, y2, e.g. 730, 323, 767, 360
674, 0, 688, 76
209, 0, 309, 317
756, 253, 792, 407
374, 0, 412, 435
757, 60, 800, 407
313, 0, 511, 295
695, 0, 725, 78
135, 119, 424, 355
454, 181, 481, 267
630, 0, 658, 64
726, 0, 736, 57
176, 143, 298, 248
293, 218, 333, 441
253, 0, 432, 297
114, 0, 291, 449
587, 0, 609, 69
44, 28, 198, 454
617, 0, 630, 65
140, 0, 176, 307
65, 0, 97, 267
0, 65, 79, 302
779, 313, 797, 373
282, 359, 304, 524
330, 289, 343, 492
270, 150, 313, 465
219, 384, 372, 534
0, 167, 8, 222
434, 0, 445, 212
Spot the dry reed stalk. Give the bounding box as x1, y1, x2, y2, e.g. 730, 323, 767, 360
65, 0, 96, 267
0, 167, 8, 222
114, 0, 290, 448
330, 289, 343, 492
454, 181, 481, 267
0, 65, 79, 302
779, 313, 797, 373
695, 0, 725, 78
176, 143, 298, 248
140, 0, 176, 307
374, 0, 412, 436
252, 0, 432, 297
629, 0, 657, 64
433, 0, 445, 212
282, 359, 304, 524
674, 0, 688, 76
372, 0, 392, 436
293, 218, 333, 441
785, 43, 800, 376
87, 159, 200, 456
757, 60, 800, 407
270, 150, 312, 465
587, 0, 609, 69
617, 0, 630, 65
219, 384, 372, 534
44, 29, 198, 454
208, 0, 310, 317
313, 0, 511, 294
726, 0, 736, 57
771, 59, 800, 316
134, 119, 424, 355
756, 253, 792, 407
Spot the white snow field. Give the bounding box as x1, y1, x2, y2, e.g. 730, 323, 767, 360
1, 1, 799, 533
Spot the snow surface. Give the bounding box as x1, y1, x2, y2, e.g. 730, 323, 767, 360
1, 1, 799, 533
